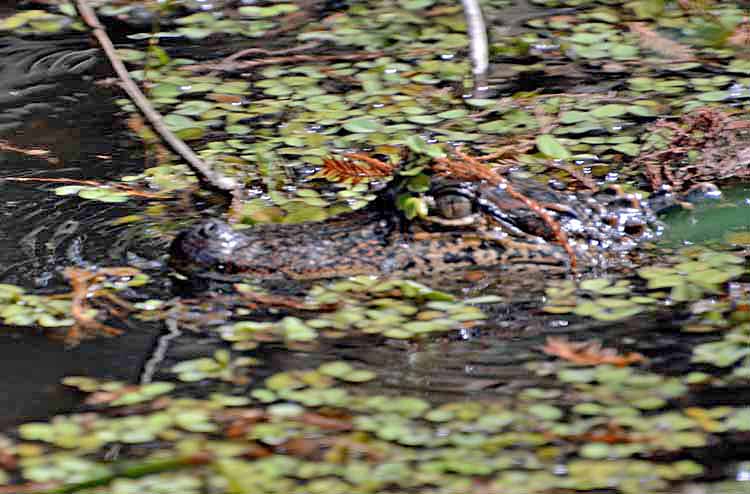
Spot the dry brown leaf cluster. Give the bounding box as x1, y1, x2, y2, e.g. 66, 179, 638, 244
627, 22, 695, 61
63, 267, 141, 343
317, 153, 395, 183
542, 336, 646, 367
637, 107, 750, 191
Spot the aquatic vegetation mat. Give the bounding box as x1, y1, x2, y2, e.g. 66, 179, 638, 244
4, 0, 750, 493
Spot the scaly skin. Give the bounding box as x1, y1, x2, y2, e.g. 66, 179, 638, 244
170, 176, 668, 280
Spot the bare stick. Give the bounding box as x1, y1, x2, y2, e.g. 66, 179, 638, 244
74, 0, 237, 193
181, 51, 387, 73
460, 0, 489, 95
140, 318, 182, 384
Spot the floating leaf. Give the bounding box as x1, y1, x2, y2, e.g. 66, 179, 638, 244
543, 337, 646, 367
343, 118, 382, 133
536, 134, 571, 160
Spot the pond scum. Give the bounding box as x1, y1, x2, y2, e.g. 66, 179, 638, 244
2, 0, 750, 492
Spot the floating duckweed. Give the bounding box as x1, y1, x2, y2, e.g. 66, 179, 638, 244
0, 283, 75, 328
62, 377, 175, 406
171, 350, 257, 383
8, 1, 750, 492
55, 185, 131, 204
5, 353, 730, 493
318, 361, 354, 378
543, 278, 647, 321
638, 248, 745, 302
0, 9, 76, 33
238, 4, 299, 18
222, 277, 488, 344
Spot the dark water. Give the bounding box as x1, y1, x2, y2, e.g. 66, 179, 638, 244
2, 8, 750, 493
0, 57, 164, 427
0, 34, 746, 420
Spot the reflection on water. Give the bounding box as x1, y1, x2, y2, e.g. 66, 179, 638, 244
2, 6, 750, 490
0, 324, 157, 429
660, 184, 750, 246
0, 36, 162, 426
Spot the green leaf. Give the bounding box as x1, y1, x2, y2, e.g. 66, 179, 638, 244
54, 186, 85, 196
399, 0, 435, 9
398, 196, 428, 219
560, 111, 592, 124
612, 143, 641, 156
343, 118, 382, 133
627, 0, 664, 18
528, 404, 563, 420
591, 104, 628, 118
164, 114, 200, 131
536, 134, 571, 160
697, 90, 729, 102
238, 4, 299, 18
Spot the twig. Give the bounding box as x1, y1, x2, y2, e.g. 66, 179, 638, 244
63, 267, 142, 342
1, 177, 171, 199
140, 318, 182, 384
180, 51, 387, 73
3, 177, 104, 187
234, 285, 340, 311
0, 140, 59, 164
74, 0, 237, 193
0, 483, 59, 494
544, 161, 599, 191
205, 41, 321, 77
218, 41, 321, 66
460, 0, 489, 95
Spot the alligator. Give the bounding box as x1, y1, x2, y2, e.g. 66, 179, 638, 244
169, 175, 706, 280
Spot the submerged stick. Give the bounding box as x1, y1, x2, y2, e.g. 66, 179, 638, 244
460, 0, 489, 95
74, 0, 237, 193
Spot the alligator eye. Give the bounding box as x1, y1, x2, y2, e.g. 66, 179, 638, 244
436, 193, 474, 219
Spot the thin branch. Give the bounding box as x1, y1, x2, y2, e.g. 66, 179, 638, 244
434, 148, 578, 270
204, 41, 321, 77
64, 267, 141, 342
0, 140, 59, 164
180, 51, 387, 73
1, 177, 171, 199
140, 318, 182, 384
234, 285, 340, 312
218, 41, 322, 66
74, 0, 237, 193
0, 483, 59, 494
460, 0, 489, 95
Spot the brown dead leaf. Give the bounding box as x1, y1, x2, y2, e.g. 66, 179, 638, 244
727, 19, 750, 48
315, 153, 395, 184
299, 412, 353, 431
85, 386, 140, 405
542, 336, 646, 366
628, 22, 695, 61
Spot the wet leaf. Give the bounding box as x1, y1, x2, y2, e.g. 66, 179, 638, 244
543, 337, 646, 367
536, 134, 571, 160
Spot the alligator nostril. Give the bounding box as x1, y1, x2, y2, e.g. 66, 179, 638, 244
624, 222, 646, 236
197, 220, 223, 238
